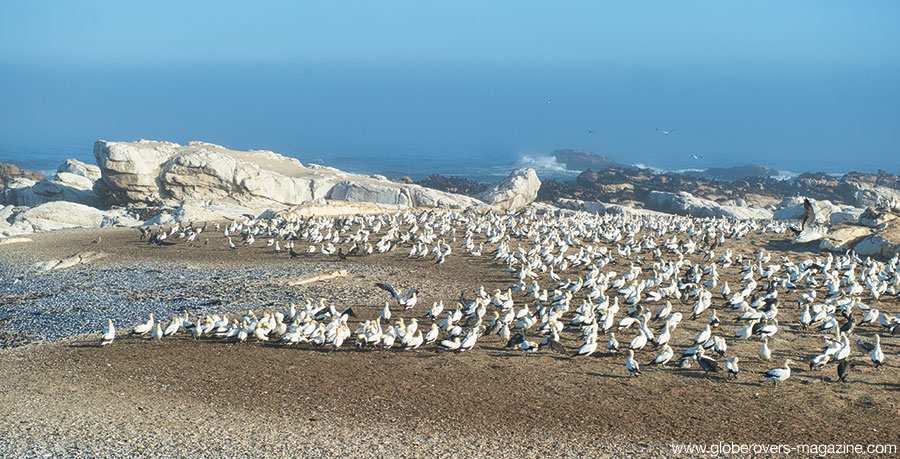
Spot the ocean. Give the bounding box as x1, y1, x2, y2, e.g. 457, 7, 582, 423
1, 62, 896, 181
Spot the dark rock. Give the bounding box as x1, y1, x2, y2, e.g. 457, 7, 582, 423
414, 174, 488, 198
0, 162, 45, 193
551, 149, 620, 171
684, 164, 779, 181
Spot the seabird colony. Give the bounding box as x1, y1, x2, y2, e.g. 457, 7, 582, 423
116, 205, 900, 387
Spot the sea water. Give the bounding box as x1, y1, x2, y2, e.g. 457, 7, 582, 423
1, 62, 895, 181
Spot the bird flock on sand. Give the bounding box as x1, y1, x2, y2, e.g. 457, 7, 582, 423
105, 204, 900, 387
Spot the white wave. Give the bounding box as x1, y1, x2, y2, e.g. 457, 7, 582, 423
633, 163, 803, 182
516, 154, 580, 176
773, 170, 800, 181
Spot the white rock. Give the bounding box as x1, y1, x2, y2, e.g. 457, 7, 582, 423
1, 201, 143, 237
820, 225, 875, 252
11, 201, 107, 232
773, 196, 863, 225
646, 191, 773, 220
556, 198, 670, 217
844, 183, 900, 208
4, 176, 100, 208
477, 168, 541, 212
57, 159, 101, 182
144, 200, 257, 225
329, 181, 411, 208
853, 217, 900, 258
93, 139, 481, 211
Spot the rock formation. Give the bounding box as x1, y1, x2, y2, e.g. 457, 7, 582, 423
645, 191, 773, 220
3, 159, 102, 208
0, 163, 45, 193
93, 140, 483, 211
773, 197, 863, 226
476, 168, 541, 212
0, 202, 141, 237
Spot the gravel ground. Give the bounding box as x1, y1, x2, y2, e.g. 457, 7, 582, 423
0, 262, 394, 343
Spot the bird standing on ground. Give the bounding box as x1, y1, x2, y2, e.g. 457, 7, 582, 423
100, 319, 115, 346
837, 360, 851, 383
763, 359, 793, 387
871, 334, 885, 367
626, 349, 642, 376
132, 314, 154, 335
726, 356, 740, 379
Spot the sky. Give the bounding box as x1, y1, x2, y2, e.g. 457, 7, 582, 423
1, 1, 898, 177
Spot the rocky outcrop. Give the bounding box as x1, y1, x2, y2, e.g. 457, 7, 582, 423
57, 159, 101, 182
477, 168, 540, 212
0, 163, 45, 193
853, 219, 900, 258
537, 161, 900, 213
93, 140, 483, 211
685, 164, 779, 182
841, 182, 900, 209
414, 174, 487, 197
0, 202, 142, 237
820, 225, 876, 252
556, 198, 671, 217
3, 159, 103, 208
773, 197, 864, 226
143, 200, 259, 226
646, 191, 773, 220
551, 150, 619, 171
4, 176, 101, 208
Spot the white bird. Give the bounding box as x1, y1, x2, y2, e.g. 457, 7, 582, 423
438, 337, 461, 351
759, 337, 772, 361
132, 314, 154, 335
403, 331, 424, 350
150, 323, 163, 341
163, 318, 181, 336
625, 349, 642, 376
793, 199, 827, 243
575, 335, 598, 357
694, 324, 712, 345
376, 283, 418, 309
100, 319, 115, 346
607, 333, 619, 353
725, 356, 740, 379
871, 334, 885, 367
424, 323, 440, 343
762, 359, 793, 387
649, 344, 674, 366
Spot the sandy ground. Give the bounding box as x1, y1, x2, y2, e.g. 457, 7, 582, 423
1, 223, 900, 457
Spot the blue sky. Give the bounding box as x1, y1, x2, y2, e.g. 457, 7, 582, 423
3, 1, 897, 66
1, 1, 898, 176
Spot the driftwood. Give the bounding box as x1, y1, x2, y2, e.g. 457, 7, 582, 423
287, 270, 348, 286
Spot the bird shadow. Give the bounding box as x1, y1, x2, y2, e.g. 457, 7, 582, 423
68, 342, 103, 348
583, 372, 630, 379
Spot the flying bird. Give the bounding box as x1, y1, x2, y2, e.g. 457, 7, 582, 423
691, 154, 702, 160
793, 198, 827, 243
656, 128, 677, 135
375, 283, 419, 309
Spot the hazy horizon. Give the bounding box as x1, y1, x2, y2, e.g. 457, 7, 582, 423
1, 1, 897, 178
